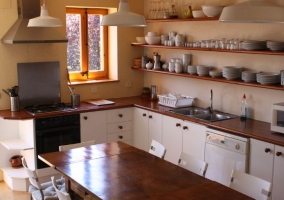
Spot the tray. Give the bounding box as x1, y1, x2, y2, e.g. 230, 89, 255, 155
158, 94, 194, 108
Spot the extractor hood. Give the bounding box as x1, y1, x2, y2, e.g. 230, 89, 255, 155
1, 0, 67, 44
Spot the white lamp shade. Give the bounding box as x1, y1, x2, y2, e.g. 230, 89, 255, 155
101, 0, 146, 27
219, 0, 284, 23
28, 4, 62, 27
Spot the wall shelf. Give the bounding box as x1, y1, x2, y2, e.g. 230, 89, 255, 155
0, 139, 33, 150
131, 43, 284, 56
132, 67, 284, 91
146, 17, 219, 23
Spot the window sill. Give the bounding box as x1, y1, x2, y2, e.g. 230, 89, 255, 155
69, 79, 119, 86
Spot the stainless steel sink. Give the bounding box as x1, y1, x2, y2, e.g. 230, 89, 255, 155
168, 107, 237, 122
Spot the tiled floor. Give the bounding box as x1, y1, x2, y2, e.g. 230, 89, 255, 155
0, 181, 30, 200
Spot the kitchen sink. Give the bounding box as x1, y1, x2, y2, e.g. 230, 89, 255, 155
168, 107, 237, 122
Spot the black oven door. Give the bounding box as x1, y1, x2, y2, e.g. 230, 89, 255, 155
36, 125, 80, 169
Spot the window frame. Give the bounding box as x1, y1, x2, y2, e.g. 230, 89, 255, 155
66, 7, 109, 81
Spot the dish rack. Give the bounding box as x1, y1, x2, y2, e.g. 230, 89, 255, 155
158, 94, 194, 108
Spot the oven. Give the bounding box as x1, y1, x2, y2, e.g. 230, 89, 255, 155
35, 114, 80, 169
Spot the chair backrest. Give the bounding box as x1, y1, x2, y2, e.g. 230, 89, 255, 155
229, 169, 273, 200
178, 152, 208, 177
149, 140, 166, 159
21, 157, 42, 190
51, 176, 71, 200
59, 140, 96, 151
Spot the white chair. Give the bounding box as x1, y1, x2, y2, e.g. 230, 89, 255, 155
22, 157, 65, 200
59, 140, 96, 151
51, 176, 71, 200
177, 152, 208, 177
229, 169, 273, 200
149, 140, 166, 159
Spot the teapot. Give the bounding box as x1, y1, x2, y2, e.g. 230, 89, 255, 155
9, 155, 23, 168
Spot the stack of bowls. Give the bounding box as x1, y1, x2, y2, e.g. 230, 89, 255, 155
222, 66, 242, 80
242, 40, 266, 50
209, 70, 222, 78
256, 72, 280, 85
145, 32, 161, 45
188, 65, 197, 74
197, 65, 211, 76
242, 71, 258, 82
267, 41, 284, 51
201, 5, 224, 17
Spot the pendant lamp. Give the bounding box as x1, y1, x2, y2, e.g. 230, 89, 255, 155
28, 0, 62, 27
101, 0, 146, 27
219, 0, 284, 23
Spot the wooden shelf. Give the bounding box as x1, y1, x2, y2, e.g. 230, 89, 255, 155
131, 43, 284, 56
132, 67, 284, 91
146, 17, 219, 23
0, 139, 33, 150
1, 167, 28, 179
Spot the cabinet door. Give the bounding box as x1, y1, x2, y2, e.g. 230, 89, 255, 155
148, 111, 163, 149
133, 108, 149, 151
80, 111, 107, 144
162, 115, 183, 164
272, 145, 284, 200
182, 121, 206, 160
249, 138, 274, 183
107, 108, 132, 123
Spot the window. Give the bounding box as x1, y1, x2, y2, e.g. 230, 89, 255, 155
66, 8, 108, 81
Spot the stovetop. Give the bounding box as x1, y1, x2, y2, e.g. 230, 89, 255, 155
23, 103, 77, 115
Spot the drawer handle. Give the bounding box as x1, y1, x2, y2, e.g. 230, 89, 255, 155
119, 114, 123, 118
149, 115, 152, 119
176, 123, 181, 127
143, 113, 147, 117
119, 126, 123, 129
119, 136, 123, 139
83, 116, 88, 120
276, 152, 282, 157
265, 148, 271, 153
183, 126, 188, 130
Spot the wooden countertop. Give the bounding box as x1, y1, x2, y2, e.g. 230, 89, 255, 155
1, 96, 284, 146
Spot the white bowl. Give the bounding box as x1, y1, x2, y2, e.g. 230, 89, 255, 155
192, 10, 206, 18
136, 37, 147, 44
147, 32, 157, 37
202, 5, 224, 17
145, 36, 161, 45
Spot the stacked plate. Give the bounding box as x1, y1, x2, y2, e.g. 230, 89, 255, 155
222, 66, 242, 80
188, 65, 197, 74
197, 65, 211, 76
242, 40, 267, 50
242, 71, 258, 82
256, 72, 280, 85
267, 41, 284, 51
209, 70, 222, 78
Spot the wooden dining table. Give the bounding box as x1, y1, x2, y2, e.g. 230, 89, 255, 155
38, 141, 253, 200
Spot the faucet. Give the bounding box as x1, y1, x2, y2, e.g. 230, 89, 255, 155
209, 89, 213, 114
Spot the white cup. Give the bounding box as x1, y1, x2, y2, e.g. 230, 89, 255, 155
175, 63, 183, 73
169, 62, 175, 72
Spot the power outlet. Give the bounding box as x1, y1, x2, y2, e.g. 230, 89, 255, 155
126, 81, 132, 88
91, 87, 97, 94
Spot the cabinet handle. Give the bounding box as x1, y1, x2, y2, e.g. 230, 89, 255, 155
119, 114, 123, 118
149, 115, 152, 119
276, 152, 282, 157
265, 148, 270, 153
143, 113, 147, 117
176, 123, 181, 127
119, 136, 123, 139
83, 116, 88, 120
183, 126, 188, 130
119, 126, 123, 129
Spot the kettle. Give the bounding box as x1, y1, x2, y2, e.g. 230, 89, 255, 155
9, 155, 23, 168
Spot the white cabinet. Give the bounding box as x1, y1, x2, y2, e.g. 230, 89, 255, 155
249, 138, 284, 200
107, 108, 133, 144
182, 121, 207, 161
133, 107, 162, 152
162, 115, 183, 164
80, 111, 107, 144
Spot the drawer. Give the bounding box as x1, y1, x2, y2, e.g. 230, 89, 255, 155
107, 121, 132, 133
108, 131, 132, 142
107, 108, 132, 123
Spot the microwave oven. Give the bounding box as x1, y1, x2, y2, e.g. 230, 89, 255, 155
271, 102, 284, 134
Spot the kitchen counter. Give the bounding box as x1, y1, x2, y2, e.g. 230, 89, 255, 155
0, 96, 284, 146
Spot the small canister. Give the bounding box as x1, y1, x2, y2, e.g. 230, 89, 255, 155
141, 55, 148, 68
10, 96, 20, 112
281, 70, 284, 86
71, 94, 80, 106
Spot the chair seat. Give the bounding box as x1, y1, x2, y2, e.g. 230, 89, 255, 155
30, 178, 66, 200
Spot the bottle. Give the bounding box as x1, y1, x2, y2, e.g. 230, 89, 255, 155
240, 94, 248, 120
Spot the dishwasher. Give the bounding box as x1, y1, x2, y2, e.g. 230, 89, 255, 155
205, 128, 249, 187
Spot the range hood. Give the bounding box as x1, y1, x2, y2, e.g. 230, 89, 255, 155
1, 0, 67, 44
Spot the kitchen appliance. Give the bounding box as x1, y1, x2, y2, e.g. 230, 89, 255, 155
205, 128, 249, 186
35, 114, 80, 169
271, 102, 284, 134
23, 103, 76, 115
